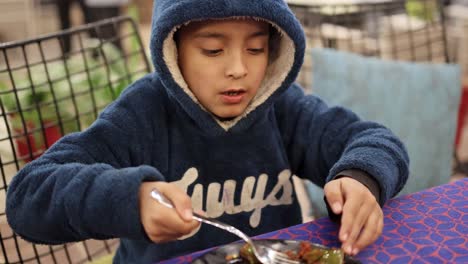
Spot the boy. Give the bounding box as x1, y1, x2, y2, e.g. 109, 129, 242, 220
6, 0, 409, 263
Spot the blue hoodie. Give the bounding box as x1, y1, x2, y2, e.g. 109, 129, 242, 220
6, 0, 409, 263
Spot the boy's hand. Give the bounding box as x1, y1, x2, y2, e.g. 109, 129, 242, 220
139, 181, 200, 243
324, 177, 383, 256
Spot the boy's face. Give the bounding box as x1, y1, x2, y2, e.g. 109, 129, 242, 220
177, 19, 270, 119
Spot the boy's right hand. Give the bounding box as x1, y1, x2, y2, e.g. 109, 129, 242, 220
139, 181, 200, 243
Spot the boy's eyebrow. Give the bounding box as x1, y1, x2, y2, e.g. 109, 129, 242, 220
193, 30, 269, 39
248, 31, 270, 38
193, 32, 226, 39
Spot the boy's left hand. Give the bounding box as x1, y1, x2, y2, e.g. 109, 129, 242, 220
324, 177, 383, 256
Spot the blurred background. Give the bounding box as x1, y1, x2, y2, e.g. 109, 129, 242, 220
0, 0, 153, 47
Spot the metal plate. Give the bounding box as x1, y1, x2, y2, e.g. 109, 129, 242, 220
191, 239, 361, 263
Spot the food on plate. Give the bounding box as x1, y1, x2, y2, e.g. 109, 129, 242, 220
238, 243, 258, 263
237, 241, 344, 264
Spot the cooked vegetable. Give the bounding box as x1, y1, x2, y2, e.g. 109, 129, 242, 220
238, 241, 344, 264
298, 241, 344, 264
239, 243, 261, 264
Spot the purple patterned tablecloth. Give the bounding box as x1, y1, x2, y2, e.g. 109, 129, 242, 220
161, 178, 468, 263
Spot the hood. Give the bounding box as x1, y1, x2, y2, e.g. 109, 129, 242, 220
149, 0, 305, 131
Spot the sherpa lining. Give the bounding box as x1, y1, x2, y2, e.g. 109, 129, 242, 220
163, 17, 295, 131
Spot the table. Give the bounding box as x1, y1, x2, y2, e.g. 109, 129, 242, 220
161, 178, 468, 263
286, 0, 392, 5
287, 0, 396, 16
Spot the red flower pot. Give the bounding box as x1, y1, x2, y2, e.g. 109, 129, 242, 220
14, 121, 62, 162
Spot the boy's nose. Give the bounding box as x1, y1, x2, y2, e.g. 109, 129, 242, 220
225, 54, 247, 79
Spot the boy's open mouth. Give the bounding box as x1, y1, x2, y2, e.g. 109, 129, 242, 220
220, 89, 246, 104
222, 89, 246, 96
224, 91, 243, 96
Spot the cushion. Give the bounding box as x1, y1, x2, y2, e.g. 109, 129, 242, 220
304, 48, 461, 218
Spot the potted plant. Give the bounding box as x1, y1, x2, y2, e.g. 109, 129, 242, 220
0, 41, 134, 162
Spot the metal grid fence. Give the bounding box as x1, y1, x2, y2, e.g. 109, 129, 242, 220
288, 0, 449, 91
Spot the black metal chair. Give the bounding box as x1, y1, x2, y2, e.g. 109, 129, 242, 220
0, 16, 151, 264
288, 0, 450, 90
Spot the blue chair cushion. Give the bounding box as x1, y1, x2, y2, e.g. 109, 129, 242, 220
304, 48, 461, 217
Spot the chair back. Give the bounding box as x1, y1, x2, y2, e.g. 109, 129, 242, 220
0, 16, 151, 263
288, 0, 449, 90
302, 48, 461, 219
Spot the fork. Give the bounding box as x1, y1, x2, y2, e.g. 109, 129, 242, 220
150, 188, 300, 264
